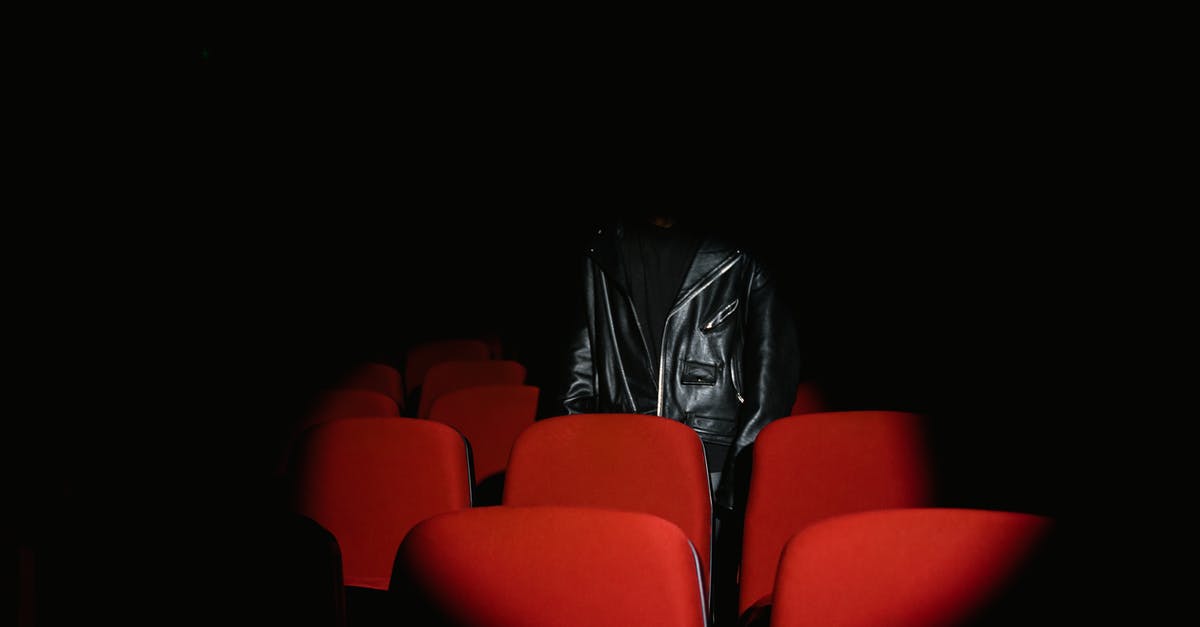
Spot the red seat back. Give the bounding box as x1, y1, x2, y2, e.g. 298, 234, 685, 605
392, 506, 707, 627
291, 418, 472, 590
416, 359, 526, 418
304, 389, 400, 431
790, 380, 827, 415
335, 362, 405, 410
740, 411, 931, 615
770, 508, 1052, 626
403, 339, 491, 395
275, 389, 402, 476
503, 413, 712, 595
428, 384, 539, 485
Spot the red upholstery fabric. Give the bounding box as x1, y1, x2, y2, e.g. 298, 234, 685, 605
403, 339, 491, 395
291, 418, 472, 590
770, 508, 1052, 627
275, 389, 402, 476
304, 389, 400, 431
428, 384, 539, 485
503, 413, 712, 594
740, 411, 931, 615
393, 506, 707, 627
336, 362, 405, 410
416, 359, 527, 419
790, 380, 827, 415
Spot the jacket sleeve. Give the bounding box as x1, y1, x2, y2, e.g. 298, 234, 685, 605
559, 258, 598, 415
716, 261, 801, 510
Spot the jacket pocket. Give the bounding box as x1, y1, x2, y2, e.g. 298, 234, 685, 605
686, 413, 737, 444
680, 360, 719, 386
701, 299, 739, 333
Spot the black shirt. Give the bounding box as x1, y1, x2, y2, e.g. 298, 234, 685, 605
620, 221, 701, 375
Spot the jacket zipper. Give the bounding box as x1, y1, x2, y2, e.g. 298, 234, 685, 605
658, 253, 742, 416
732, 351, 744, 404
702, 299, 739, 331
600, 272, 639, 409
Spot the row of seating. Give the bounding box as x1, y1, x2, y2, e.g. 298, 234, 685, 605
331, 337, 827, 422
285, 411, 1052, 625
392, 505, 1050, 627
284, 383, 532, 478
333, 337, 501, 416
302, 351, 822, 490
284, 339, 1051, 624
315, 358, 528, 420
277, 355, 531, 479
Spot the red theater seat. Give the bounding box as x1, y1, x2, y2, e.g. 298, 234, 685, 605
503, 413, 712, 600
769, 508, 1053, 627
275, 389, 402, 476
428, 384, 539, 486
740, 411, 932, 617
290, 418, 472, 590
304, 389, 400, 431
416, 360, 526, 419
335, 362, 405, 411
392, 506, 707, 627
403, 339, 491, 396
790, 380, 827, 415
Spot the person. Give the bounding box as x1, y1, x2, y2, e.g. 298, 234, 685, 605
554, 210, 802, 622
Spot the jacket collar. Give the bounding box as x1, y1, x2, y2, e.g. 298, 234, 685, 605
587, 220, 741, 306
673, 237, 742, 311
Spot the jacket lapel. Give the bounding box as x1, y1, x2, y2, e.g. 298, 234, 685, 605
585, 221, 629, 294
671, 237, 739, 312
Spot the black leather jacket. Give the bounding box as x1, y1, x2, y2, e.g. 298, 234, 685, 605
559, 222, 801, 510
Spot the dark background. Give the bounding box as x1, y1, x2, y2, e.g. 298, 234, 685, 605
9, 10, 1106, 623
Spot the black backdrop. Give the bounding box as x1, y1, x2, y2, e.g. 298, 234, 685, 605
49, 207, 1067, 518
9, 14, 1097, 623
